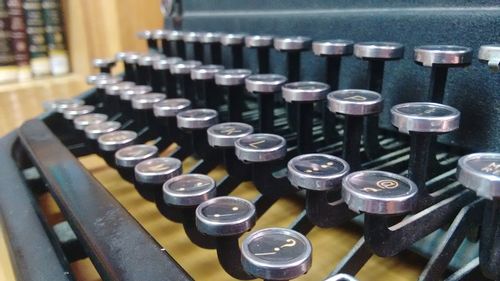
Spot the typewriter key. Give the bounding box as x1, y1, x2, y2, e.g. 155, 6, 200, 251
51, 99, 85, 113
120, 85, 152, 101
191, 64, 224, 108
325, 274, 359, 281
170, 60, 202, 100
105, 81, 135, 96
199, 32, 223, 64
414, 45, 472, 103
105, 81, 136, 116
235, 133, 287, 163
63, 105, 95, 120
116, 51, 137, 81
288, 154, 353, 227
152, 57, 182, 95
98, 130, 138, 167
85, 73, 111, 85
274, 36, 312, 82
137, 54, 163, 86
183, 32, 204, 61
391, 102, 460, 195
98, 130, 137, 152
196, 196, 256, 236
166, 30, 186, 58
84, 121, 121, 140
246, 74, 287, 133
215, 69, 252, 122
457, 153, 500, 279
342, 170, 418, 214
207, 122, 254, 148
288, 154, 349, 191
153, 98, 191, 117
478, 44, 500, 70
74, 113, 108, 130
163, 174, 217, 207
241, 227, 312, 280
328, 89, 383, 170
354, 42, 404, 159
176, 108, 218, 130
115, 144, 158, 182
115, 144, 158, 168
92, 57, 116, 74
137, 30, 158, 51
282, 81, 330, 153
245, 35, 273, 73
135, 157, 182, 201
457, 153, 500, 200
313, 39, 354, 142
115, 144, 159, 182
221, 33, 247, 68
131, 93, 166, 110
152, 29, 171, 56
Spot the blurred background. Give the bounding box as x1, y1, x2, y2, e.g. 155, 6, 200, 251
0, 1, 162, 279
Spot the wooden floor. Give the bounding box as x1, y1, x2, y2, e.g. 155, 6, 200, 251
0, 77, 428, 281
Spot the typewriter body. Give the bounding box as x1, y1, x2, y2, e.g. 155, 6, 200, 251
0, 1, 499, 280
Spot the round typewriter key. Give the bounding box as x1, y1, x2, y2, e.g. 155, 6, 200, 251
97, 130, 137, 152
93, 57, 116, 73
196, 196, 256, 236
391, 102, 460, 134
74, 113, 108, 130
84, 121, 121, 140
191, 64, 224, 80
414, 45, 472, 67
124, 52, 141, 64
245, 35, 273, 48
94, 76, 121, 90
312, 39, 354, 56
215, 69, 251, 86
246, 74, 287, 133
342, 170, 418, 214
245, 73, 287, 93
241, 227, 312, 280
354, 42, 404, 60
135, 157, 182, 184
274, 36, 312, 51
51, 99, 85, 113
325, 274, 359, 281
63, 105, 95, 120
86, 73, 111, 85
457, 153, 500, 200
183, 31, 201, 43
115, 144, 159, 168
199, 32, 222, 44
163, 174, 216, 206
282, 81, 329, 103
137, 30, 153, 40
166, 30, 184, 41
170, 60, 202, 99
153, 57, 182, 70
207, 122, 254, 147
131, 93, 166, 110
176, 108, 218, 129
327, 89, 383, 116
153, 98, 191, 117
105, 81, 135, 96
120, 85, 152, 101
288, 154, 350, 191
235, 133, 286, 163
220, 33, 246, 46
115, 144, 159, 183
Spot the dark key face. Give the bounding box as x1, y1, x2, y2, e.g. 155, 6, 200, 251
333, 90, 380, 102
200, 197, 253, 223
238, 134, 284, 150
116, 145, 157, 159
394, 103, 455, 117
178, 109, 217, 119
347, 172, 413, 197
291, 154, 346, 177
247, 232, 308, 263
465, 156, 500, 177
211, 123, 253, 137
168, 175, 214, 195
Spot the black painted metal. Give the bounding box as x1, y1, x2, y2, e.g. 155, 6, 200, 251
179, 0, 500, 152
17, 119, 193, 281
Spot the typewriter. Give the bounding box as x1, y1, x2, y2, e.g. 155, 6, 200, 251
1, 1, 499, 280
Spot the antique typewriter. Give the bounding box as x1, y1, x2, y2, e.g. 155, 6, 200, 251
1, 1, 499, 280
